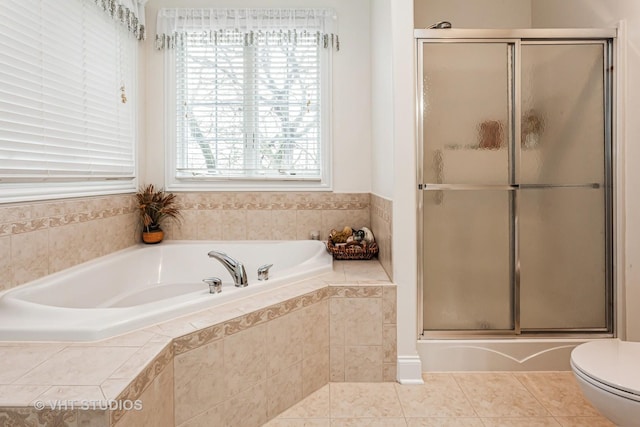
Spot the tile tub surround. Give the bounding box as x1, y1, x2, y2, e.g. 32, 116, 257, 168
163, 192, 372, 242
370, 194, 392, 278
0, 195, 138, 292
0, 261, 395, 427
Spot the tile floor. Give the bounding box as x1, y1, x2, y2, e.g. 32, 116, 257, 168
264, 372, 614, 426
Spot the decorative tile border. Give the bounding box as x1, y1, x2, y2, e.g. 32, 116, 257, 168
330, 286, 383, 298
111, 343, 173, 425
0, 195, 136, 237
173, 287, 331, 356
174, 192, 370, 211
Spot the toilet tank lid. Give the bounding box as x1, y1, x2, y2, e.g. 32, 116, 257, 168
571, 339, 640, 397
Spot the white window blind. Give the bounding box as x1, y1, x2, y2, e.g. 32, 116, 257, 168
159, 8, 337, 188
0, 0, 137, 201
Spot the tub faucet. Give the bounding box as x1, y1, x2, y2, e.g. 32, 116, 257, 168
207, 251, 248, 287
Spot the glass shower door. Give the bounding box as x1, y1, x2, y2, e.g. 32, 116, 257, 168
518, 43, 609, 331
420, 42, 515, 331
419, 38, 612, 335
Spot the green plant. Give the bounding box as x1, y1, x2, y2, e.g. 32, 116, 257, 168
135, 184, 181, 232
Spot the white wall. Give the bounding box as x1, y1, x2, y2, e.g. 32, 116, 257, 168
531, 0, 640, 341
414, 0, 532, 29
370, 0, 395, 199
143, 0, 372, 193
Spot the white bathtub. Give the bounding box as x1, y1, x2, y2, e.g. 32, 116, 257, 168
0, 240, 333, 342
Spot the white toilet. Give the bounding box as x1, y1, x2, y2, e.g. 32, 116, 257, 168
571, 339, 640, 427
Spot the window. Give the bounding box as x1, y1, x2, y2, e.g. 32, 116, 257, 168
0, 0, 141, 203
159, 8, 338, 190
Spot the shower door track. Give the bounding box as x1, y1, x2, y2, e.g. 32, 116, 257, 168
416, 28, 616, 339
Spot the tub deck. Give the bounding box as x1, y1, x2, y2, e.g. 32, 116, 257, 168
0, 260, 393, 426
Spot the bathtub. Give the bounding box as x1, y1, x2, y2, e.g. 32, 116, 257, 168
0, 240, 333, 342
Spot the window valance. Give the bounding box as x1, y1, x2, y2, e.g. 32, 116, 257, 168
94, 0, 147, 40
155, 8, 339, 51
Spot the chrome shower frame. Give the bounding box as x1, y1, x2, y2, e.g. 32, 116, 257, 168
415, 28, 617, 340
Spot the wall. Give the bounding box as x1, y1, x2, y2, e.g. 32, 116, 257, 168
0, 195, 137, 293
371, 0, 395, 199
143, 0, 372, 194
414, 0, 532, 29
531, 0, 640, 341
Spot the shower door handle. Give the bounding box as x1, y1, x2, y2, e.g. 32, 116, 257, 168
512, 183, 601, 189
419, 184, 518, 191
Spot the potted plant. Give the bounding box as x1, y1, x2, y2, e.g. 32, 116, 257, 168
135, 184, 181, 244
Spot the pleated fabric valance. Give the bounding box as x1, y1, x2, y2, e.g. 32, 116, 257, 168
155, 8, 339, 51
94, 0, 147, 40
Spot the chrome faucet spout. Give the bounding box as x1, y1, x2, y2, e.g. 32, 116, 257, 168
207, 251, 248, 287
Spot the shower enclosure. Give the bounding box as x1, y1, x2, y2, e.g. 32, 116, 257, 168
417, 29, 615, 338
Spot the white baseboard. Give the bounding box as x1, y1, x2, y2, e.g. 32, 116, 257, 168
397, 355, 424, 384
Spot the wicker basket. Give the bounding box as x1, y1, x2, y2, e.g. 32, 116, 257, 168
326, 239, 379, 260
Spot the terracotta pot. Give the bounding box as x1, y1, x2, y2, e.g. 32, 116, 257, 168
142, 230, 164, 244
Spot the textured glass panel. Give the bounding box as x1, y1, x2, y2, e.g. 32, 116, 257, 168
422, 43, 511, 185
423, 190, 512, 330
519, 188, 606, 329
520, 44, 604, 185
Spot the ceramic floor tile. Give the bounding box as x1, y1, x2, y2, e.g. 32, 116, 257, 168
330, 418, 407, 427
395, 373, 477, 417
453, 373, 550, 418
265, 419, 330, 427
481, 417, 561, 426
513, 372, 601, 417
329, 383, 404, 418
278, 385, 330, 419
554, 416, 616, 426
405, 418, 484, 427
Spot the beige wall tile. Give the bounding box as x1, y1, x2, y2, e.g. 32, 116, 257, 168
302, 300, 329, 359
221, 210, 247, 240
196, 210, 223, 240
330, 298, 383, 347
267, 362, 303, 419
277, 385, 330, 419
48, 222, 82, 273
224, 323, 267, 397
174, 339, 224, 425
296, 210, 323, 240
383, 364, 397, 382
169, 210, 198, 240
0, 236, 13, 291
114, 363, 174, 427
246, 210, 273, 240
77, 410, 109, 427
382, 286, 397, 324
10, 230, 49, 285
383, 325, 397, 364
272, 210, 297, 240
266, 309, 304, 377
321, 209, 370, 237
302, 347, 329, 397
344, 346, 383, 382
177, 403, 224, 427
223, 381, 268, 427
329, 345, 345, 382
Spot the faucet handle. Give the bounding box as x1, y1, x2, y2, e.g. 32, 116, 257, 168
257, 264, 273, 281
203, 277, 222, 294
